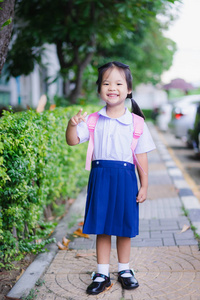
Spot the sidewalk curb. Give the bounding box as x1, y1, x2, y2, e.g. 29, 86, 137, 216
155, 127, 200, 238
6, 188, 86, 300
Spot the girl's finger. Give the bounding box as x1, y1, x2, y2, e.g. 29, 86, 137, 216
83, 112, 87, 118
77, 109, 83, 116
70, 117, 78, 125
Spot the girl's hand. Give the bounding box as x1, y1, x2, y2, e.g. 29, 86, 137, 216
136, 186, 147, 203
70, 109, 87, 126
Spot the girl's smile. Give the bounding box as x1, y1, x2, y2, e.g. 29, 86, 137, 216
107, 93, 119, 98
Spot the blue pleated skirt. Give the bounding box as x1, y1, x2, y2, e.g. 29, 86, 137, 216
83, 160, 139, 238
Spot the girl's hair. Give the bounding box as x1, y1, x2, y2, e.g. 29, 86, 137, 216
96, 61, 145, 119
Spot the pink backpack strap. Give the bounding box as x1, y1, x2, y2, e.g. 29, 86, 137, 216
131, 113, 144, 153
131, 113, 146, 174
85, 112, 100, 171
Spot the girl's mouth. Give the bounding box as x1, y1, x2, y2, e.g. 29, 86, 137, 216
107, 94, 119, 97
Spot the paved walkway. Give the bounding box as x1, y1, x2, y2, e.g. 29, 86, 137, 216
7, 125, 200, 300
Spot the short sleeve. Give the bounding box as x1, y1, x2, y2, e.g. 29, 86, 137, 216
76, 116, 90, 144
134, 122, 156, 154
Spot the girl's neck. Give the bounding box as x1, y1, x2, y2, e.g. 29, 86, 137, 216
106, 105, 126, 118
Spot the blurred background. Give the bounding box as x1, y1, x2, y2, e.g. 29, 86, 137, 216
0, 0, 188, 108
0, 0, 200, 156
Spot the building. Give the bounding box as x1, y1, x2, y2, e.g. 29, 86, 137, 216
0, 44, 62, 109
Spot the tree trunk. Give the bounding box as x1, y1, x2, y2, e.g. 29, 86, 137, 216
0, 0, 15, 74
56, 35, 96, 104
69, 51, 95, 104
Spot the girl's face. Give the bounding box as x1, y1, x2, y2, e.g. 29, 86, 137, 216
99, 67, 131, 108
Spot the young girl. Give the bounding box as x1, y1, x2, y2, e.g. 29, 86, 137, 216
66, 61, 155, 295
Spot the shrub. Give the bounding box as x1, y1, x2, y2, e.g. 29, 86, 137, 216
0, 105, 99, 267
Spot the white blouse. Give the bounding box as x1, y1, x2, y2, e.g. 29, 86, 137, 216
77, 106, 156, 164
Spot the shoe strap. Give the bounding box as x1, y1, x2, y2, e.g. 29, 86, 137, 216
118, 269, 135, 276
91, 272, 109, 280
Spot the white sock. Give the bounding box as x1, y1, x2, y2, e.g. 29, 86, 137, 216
118, 262, 132, 278
94, 264, 109, 282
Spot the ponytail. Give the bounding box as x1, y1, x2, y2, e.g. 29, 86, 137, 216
127, 93, 145, 120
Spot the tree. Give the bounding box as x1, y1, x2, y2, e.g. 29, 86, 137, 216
0, 0, 15, 74
96, 18, 176, 88
6, 0, 177, 103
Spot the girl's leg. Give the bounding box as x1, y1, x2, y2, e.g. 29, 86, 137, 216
117, 236, 139, 289
117, 236, 131, 263
94, 234, 111, 282
117, 236, 132, 278
96, 234, 111, 264
86, 234, 111, 294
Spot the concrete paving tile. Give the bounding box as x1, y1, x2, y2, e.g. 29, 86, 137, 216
136, 231, 150, 238
174, 230, 195, 240
163, 238, 176, 246
161, 154, 172, 161
179, 188, 194, 196
173, 179, 190, 189
168, 168, 183, 177
175, 239, 198, 246
150, 231, 173, 238
148, 184, 178, 199
149, 219, 160, 225
193, 221, 200, 236
181, 196, 200, 209
135, 239, 164, 247
188, 209, 200, 222
149, 162, 166, 170
148, 174, 172, 185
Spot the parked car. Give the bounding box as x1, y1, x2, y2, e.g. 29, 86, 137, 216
188, 103, 200, 155
156, 103, 173, 132
169, 94, 200, 146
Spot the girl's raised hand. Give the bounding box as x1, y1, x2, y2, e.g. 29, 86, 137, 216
70, 109, 87, 126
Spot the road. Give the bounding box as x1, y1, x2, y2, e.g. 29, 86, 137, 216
157, 127, 200, 203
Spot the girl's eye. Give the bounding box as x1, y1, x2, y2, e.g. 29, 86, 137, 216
117, 83, 122, 86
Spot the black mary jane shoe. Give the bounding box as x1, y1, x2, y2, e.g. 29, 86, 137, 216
86, 272, 111, 295
118, 269, 139, 290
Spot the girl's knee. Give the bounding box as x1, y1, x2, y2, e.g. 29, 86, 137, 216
117, 236, 131, 241
97, 234, 111, 240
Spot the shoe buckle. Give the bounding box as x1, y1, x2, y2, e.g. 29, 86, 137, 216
91, 271, 95, 280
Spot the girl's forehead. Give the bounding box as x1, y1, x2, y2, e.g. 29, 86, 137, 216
102, 67, 126, 81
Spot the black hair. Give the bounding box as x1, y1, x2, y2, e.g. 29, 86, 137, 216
96, 61, 145, 119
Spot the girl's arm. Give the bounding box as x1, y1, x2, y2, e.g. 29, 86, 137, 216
135, 153, 148, 203
66, 109, 87, 146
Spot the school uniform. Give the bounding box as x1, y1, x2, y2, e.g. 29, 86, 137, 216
77, 106, 156, 238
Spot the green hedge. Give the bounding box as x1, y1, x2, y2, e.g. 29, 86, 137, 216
0, 105, 99, 267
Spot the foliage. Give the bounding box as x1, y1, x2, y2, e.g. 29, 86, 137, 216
168, 87, 200, 100
141, 109, 154, 120
6, 0, 177, 103
0, 105, 99, 267
1, 18, 12, 30
96, 19, 176, 87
